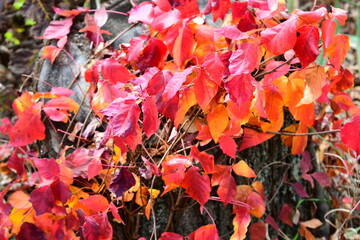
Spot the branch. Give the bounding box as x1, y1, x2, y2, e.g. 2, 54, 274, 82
254, 56, 295, 79
242, 124, 340, 136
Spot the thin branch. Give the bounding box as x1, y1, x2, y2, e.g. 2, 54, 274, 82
242, 124, 340, 136
254, 56, 295, 79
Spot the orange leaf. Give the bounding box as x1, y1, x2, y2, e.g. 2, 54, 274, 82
41, 45, 62, 64
174, 87, 197, 127
291, 121, 308, 155
232, 160, 256, 178
79, 195, 109, 213
8, 191, 31, 209
248, 192, 265, 218
326, 34, 350, 70
43, 96, 79, 123
188, 224, 220, 240
207, 104, 229, 142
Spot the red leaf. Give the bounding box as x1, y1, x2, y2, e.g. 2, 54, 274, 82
302, 173, 314, 188
87, 157, 103, 177
231, 207, 251, 240
161, 155, 190, 194
33, 158, 60, 182
295, 7, 327, 23
159, 232, 183, 240
321, 19, 336, 49
189, 146, 215, 174
43, 96, 79, 123
110, 168, 136, 198
300, 151, 313, 173
17, 222, 46, 240
261, 15, 298, 55
8, 152, 26, 177
340, 115, 360, 154
102, 96, 141, 138
80, 212, 112, 240
293, 25, 320, 68
40, 17, 73, 40
9, 108, 45, 147
65, 147, 92, 178
212, 165, 236, 205
109, 202, 124, 224
219, 135, 237, 158
126, 35, 148, 61
29, 185, 55, 215
100, 58, 134, 84
202, 52, 225, 85
311, 171, 331, 187
181, 166, 211, 206
193, 67, 218, 110
50, 179, 72, 204
128, 2, 154, 25
142, 96, 160, 137
137, 37, 168, 72
249, 222, 266, 240
229, 42, 261, 75
279, 204, 294, 226
188, 224, 220, 240
225, 74, 254, 106
265, 215, 279, 232
291, 182, 309, 198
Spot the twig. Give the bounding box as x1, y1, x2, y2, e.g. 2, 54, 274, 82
254, 56, 295, 79
242, 124, 340, 136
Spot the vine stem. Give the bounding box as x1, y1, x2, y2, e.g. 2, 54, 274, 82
254, 56, 296, 79
242, 124, 340, 136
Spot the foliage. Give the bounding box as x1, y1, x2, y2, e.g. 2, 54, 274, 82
0, 0, 359, 239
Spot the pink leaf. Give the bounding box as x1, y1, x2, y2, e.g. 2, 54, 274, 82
40, 17, 73, 40
128, 2, 154, 25
261, 15, 298, 55
229, 42, 261, 75
142, 96, 160, 137
311, 172, 331, 187
291, 182, 309, 198
33, 158, 60, 181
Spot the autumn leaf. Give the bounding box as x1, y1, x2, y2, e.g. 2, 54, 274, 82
33, 158, 60, 182
79, 195, 109, 213
161, 155, 191, 194
110, 168, 136, 198
40, 17, 74, 40
193, 67, 218, 110
219, 135, 237, 158
249, 222, 266, 240
212, 165, 236, 205
181, 166, 211, 206
7, 152, 26, 177
50, 179, 72, 204
229, 42, 261, 75
102, 96, 141, 138
340, 115, 360, 154
17, 223, 47, 240
128, 1, 154, 25
174, 87, 197, 127
159, 232, 183, 240
326, 34, 350, 70
261, 15, 298, 55
231, 207, 251, 240
29, 185, 55, 216
279, 204, 294, 226
43, 96, 79, 123
188, 224, 220, 240
232, 160, 256, 178
293, 24, 320, 68
142, 95, 161, 137
189, 146, 215, 174
207, 104, 229, 142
